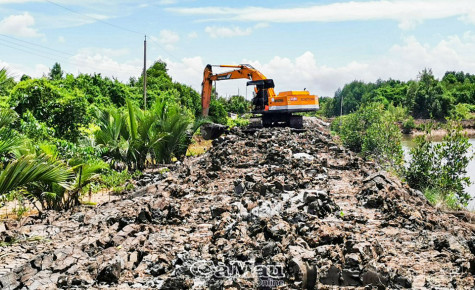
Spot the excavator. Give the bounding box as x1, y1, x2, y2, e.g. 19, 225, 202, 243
201, 64, 319, 129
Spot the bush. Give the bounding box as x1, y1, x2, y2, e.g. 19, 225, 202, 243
226, 116, 249, 128
402, 116, 416, 134
94, 99, 193, 169
10, 79, 90, 141
449, 103, 471, 120
333, 103, 403, 168
405, 122, 473, 207
209, 98, 227, 124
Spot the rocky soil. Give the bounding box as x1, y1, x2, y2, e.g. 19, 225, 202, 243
1, 118, 474, 289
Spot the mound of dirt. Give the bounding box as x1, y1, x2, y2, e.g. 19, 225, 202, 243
1, 118, 474, 289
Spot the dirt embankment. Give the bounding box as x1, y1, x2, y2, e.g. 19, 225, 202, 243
1, 118, 474, 289
404, 119, 475, 138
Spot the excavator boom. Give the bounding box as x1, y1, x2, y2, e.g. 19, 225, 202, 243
201, 64, 274, 116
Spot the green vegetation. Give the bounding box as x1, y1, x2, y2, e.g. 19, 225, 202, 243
327, 69, 474, 210
405, 122, 473, 208
1, 61, 473, 214
321, 69, 475, 121
332, 103, 404, 169
333, 106, 473, 209
0, 61, 229, 214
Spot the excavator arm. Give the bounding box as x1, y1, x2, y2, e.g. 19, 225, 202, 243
201, 64, 275, 116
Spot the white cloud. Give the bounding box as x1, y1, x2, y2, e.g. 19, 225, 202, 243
187, 31, 198, 39
58, 36, 65, 43
161, 31, 475, 98
69, 48, 142, 80
204, 23, 268, 38
0, 59, 50, 80
169, 0, 475, 30
0, 12, 42, 37
205, 26, 252, 38
156, 0, 176, 5
166, 56, 205, 90
152, 29, 180, 50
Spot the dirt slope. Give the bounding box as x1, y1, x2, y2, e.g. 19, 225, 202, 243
1, 119, 474, 289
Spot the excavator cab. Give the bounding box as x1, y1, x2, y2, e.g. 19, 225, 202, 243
247, 79, 275, 111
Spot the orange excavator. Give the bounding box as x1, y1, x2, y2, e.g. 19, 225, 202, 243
201, 64, 319, 129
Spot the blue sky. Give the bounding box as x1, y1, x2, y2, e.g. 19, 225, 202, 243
1, 0, 475, 97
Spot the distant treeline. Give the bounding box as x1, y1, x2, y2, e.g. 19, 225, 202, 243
319, 69, 475, 120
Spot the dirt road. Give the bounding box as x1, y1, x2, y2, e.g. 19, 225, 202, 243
1, 119, 474, 289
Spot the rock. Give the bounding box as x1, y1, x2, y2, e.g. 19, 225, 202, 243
2, 124, 475, 289
97, 259, 123, 284
341, 268, 361, 286
233, 179, 246, 196
304, 190, 339, 218
344, 253, 361, 268
288, 258, 317, 290
0, 272, 20, 290
319, 265, 340, 285
293, 153, 315, 161
361, 269, 389, 288
0, 222, 7, 233
210, 205, 229, 218
136, 208, 152, 223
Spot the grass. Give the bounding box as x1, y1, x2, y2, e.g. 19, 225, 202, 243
424, 188, 462, 210
186, 136, 212, 157
0, 235, 49, 248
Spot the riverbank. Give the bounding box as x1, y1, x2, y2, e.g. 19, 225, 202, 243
401, 119, 475, 138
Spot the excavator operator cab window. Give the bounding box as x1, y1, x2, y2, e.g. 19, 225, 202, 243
248, 80, 274, 111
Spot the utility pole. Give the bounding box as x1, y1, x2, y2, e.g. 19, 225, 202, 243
143, 35, 147, 110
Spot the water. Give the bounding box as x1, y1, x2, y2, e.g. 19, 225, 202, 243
401, 136, 475, 210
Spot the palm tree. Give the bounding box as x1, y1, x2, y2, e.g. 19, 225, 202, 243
0, 67, 15, 96
0, 109, 22, 162
0, 154, 73, 212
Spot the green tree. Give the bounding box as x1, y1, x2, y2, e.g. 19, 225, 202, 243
0, 67, 15, 97
9, 79, 90, 141
49, 62, 64, 81
412, 69, 453, 119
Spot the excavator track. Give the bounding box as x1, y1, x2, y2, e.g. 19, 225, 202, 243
261, 113, 303, 129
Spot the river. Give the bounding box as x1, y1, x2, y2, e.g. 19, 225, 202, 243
401, 136, 475, 210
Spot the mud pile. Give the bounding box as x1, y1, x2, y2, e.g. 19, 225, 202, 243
1, 118, 474, 289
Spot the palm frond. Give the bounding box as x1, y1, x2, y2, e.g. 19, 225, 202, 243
0, 154, 73, 197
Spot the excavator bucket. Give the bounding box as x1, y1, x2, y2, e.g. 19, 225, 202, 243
201, 123, 228, 140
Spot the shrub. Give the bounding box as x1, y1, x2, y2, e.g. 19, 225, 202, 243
209, 98, 227, 124
333, 103, 403, 168
9, 79, 90, 141
94, 99, 194, 169
402, 116, 416, 134
405, 122, 473, 207
449, 103, 471, 120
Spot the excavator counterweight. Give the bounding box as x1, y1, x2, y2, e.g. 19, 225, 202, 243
201, 64, 319, 129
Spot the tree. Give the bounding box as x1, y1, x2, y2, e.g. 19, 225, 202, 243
9, 79, 90, 141
223, 95, 250, 114
0, 67, 15, 96
412, 69, 453, 119
49, 62, 64, 81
